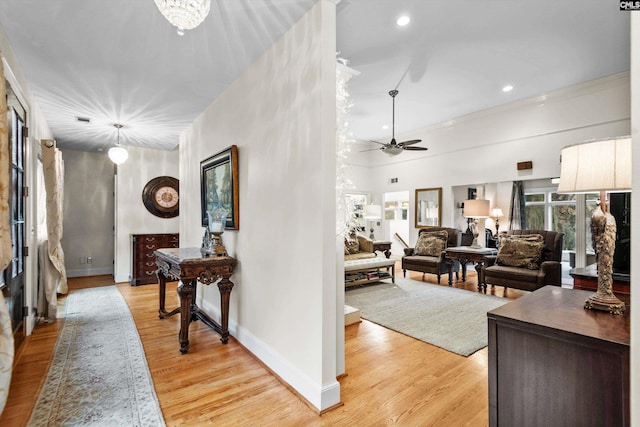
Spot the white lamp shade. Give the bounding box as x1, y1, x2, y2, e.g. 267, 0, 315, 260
558, 138, 631, 193
363, 204, 382, 219
464, 199, 490, 218
491, 208, 504, 218
108, 146, 129, 165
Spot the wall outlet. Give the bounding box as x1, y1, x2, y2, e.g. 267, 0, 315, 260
79, 257, 86, 264
87, 256, 93, 264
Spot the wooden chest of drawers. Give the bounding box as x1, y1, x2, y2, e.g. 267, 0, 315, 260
131, 233, 179, 286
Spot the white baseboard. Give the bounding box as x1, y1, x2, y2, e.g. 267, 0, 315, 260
198, 298, 340, 411
66, 267, 113, 278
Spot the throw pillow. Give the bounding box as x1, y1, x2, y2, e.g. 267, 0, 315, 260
345, 239, 360, 255
414, 230, 448, 257
496, 234, 544, 269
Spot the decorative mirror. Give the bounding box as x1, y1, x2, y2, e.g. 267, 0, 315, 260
415, 187, 442, 228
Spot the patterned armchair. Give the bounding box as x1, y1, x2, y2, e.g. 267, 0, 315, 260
402, 227, 462, 283
480, 229, 564, 292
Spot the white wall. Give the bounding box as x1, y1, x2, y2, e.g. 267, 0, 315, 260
62, 149, 114, 277
354, 73, 631, 246
179, 1, 339, 411
1, 27, 53, 334
630, 12, 638, 427
114, 146, 179, 283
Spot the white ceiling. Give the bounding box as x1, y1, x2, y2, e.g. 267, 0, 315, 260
0, 0, 631, 153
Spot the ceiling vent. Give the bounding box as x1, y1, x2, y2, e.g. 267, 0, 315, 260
75, 116, 91, 123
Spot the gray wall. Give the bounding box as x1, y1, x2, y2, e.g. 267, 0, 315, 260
62, 149, 114, 277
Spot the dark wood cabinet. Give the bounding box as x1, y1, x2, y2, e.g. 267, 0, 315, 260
488, 286, 630, 427
131, 233, 179, 286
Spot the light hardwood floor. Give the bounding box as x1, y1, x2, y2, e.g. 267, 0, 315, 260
1, 264, 525, 426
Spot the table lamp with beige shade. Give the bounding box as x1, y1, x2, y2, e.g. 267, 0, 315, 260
463, 199, 490, 248
557, 137, 631, 314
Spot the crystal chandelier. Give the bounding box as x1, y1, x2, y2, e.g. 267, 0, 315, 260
154, 0, 211, 35
108, 124, 128, 165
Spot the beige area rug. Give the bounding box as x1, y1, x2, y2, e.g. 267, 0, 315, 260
345, 278, 508, 356
27, 286, 165, 426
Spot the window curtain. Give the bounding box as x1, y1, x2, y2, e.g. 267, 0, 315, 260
508, 180, 526, 230
0, 50, 14, 415
41, 140, 67, 302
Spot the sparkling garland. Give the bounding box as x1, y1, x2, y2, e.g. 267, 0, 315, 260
336, 60, 357, 238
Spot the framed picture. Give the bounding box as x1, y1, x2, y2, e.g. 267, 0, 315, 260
467, 187, 477, 200
200, 145, 239, 230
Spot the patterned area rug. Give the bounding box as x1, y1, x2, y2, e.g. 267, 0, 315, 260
27, 286, 165, 426
345, 278, 508, 356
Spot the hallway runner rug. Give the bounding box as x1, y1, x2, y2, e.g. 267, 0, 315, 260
27, 286, 165, 426
345, 278, 508, 356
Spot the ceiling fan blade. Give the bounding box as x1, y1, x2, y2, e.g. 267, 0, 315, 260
360, 147, 387, 152
367, 140, 388, 146
403, 146, 429, 151
398, 139, 422, 146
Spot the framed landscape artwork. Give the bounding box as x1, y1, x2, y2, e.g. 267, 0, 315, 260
200, 145, 239, 230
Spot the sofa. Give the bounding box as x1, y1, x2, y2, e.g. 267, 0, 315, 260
344, 233, 376, 261
480, 229, 564, 292
402, 227, 462, 283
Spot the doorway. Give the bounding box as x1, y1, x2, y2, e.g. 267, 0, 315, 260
383, 191, 410, 257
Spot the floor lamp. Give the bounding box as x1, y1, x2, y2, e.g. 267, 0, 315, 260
364, 204, 382, 240
558, 137, 631, 314
463, 199, 490, 248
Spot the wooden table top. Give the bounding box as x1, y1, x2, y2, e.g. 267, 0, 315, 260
488, 286, 630, 346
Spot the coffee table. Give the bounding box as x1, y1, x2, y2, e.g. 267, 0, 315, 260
344, 257, 395, 287
444, 246, 497, 292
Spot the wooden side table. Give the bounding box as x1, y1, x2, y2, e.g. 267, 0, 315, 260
155, 247, 237, 354
372, 240, 392, 258
444, 246, 497, 291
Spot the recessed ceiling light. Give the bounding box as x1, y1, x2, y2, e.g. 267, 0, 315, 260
396, 15, 410, 26
502, 85, 514, 92
382, 125, 389, 130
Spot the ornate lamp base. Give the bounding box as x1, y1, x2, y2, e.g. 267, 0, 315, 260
584, 293, 625, 315
212, 232, 228, 257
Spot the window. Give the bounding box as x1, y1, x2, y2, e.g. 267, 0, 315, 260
524, 189, 597, 252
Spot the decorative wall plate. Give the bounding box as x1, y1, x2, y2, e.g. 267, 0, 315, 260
142, 176, 179, 218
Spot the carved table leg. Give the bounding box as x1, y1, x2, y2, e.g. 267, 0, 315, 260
158, 270, 167, 318
460, 257, 468, 282
177, 279, 195, 354
384, 249, 391, 259
217, 277, 235, 344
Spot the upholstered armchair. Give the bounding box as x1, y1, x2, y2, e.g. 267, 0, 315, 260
480, 229, 564, 292
402, 227, 462, 283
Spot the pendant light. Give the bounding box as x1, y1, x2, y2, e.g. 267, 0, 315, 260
154, 0, 211, 36
108, 124, 128, 165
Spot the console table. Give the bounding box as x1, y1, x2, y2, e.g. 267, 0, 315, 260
444, 246, 497, 291
155, 247, 237, 354
488, 286, 630, 426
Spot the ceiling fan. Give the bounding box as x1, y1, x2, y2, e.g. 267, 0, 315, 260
362, 89, 428, 156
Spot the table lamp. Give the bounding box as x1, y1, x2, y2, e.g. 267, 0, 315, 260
558, 137, 631, 314
491, 208, 504, 236
463, 199, 490, 248
363, 204, 382, 240
207, 206, 229, 256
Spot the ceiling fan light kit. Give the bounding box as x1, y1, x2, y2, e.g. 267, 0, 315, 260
363, 89, 428, 156
154, 0, 211, 35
